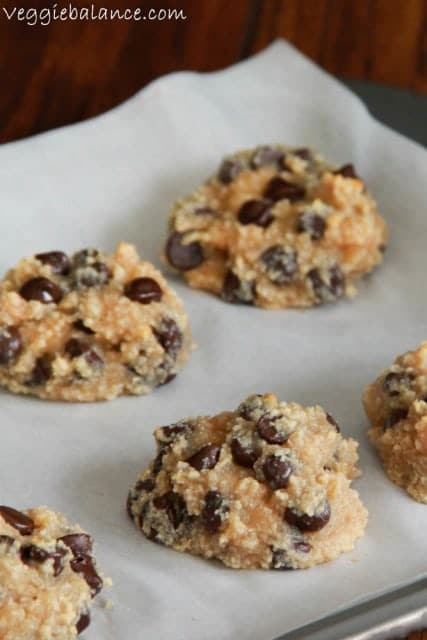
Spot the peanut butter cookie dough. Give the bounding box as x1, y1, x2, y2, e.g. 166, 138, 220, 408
0, 242, 192, 401
127, 393, 367, 569
364, 342, 427, 503
0, 505, 108, 639
164, 145, 387, 309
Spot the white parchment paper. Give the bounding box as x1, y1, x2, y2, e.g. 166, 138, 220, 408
0, 41, 426, 639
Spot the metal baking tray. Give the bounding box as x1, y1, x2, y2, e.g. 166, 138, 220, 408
275, 577, 426, 639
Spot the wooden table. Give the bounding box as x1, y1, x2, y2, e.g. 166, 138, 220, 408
0, 0, 426, 143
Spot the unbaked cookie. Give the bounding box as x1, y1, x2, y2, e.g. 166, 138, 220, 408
364, 342, 427, 503
0, 242, 192, 401
127, 393, 367, 569
164, 145, 387, 309
0, 505, 108, 639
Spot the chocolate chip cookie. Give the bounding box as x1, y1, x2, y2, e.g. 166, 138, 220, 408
0, 505, 109, 639
127, 393, 367, 569
0, 242, 192, 401
364, 342, 427, 503
164, 145, 387, 309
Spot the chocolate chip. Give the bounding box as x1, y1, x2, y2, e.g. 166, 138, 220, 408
153, 491, 187, 529
257, 416, 287, 444
76, 610, 91, 634
383, 408, 408, 430
0, 506, 34, 535
307, 265, 345, 303
71, 250, 111, 288
0, 327, 22, 365
20, 543, 66, 576
187, 444, 221, 471
333, 164, 359, 179
264, 177, 305, 203
70, 555, 103, 597
0, 535, 14, 547
379, 244, 387, 253
231, 438, 258, 468
64, 338, 103, 370
194, 207, 215, 216
135, 478, 156, 493
218, 159, 243, 184
261, 245, 298, 285
293, 540, 312, 553
35, 251, 70, 275
202, 490, 229, 532
159, 422, 190, 443
382, 371, 414, 397
27, 355, 52, 386
326, 413, 340, 433
153, 318, 182, 358
271, 548, 293, 570
238, 199, 273, 228
126, 492, 134, 519
262, 454, 293, 490
58, 533, 93, 557
158, 371, 176, 386
152, 448, 167, 474
222, 270, 255, 305
296, 212, 326, 240
293, 148, 312, 162
251, 146, 284, 169
166, 231, 204, 271
285, 501, 331, 532
125, 277, 163, 304
19, 277, 63, 304
73, 319, 95, 334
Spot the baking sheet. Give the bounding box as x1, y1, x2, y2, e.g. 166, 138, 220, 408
1, 40, 426, 639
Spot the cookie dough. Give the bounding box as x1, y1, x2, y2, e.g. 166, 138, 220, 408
0, 505, 108, 639
164, 145, 387, 309
364, 342, 427, 503
127, 393, 367, 569
0, 242, 192, 401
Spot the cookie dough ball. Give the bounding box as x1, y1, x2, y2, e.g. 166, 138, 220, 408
364, 342, 427, 503
0, 242, 192, 401
127, 393, 367, 569
0, 505, 108, 639
164, 145, 387, 309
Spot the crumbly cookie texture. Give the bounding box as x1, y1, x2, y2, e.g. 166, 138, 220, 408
164, 145, 387, 309
0, 505, 108, 639
128, 393, 367, 570
364, 342, 427, 503
0, 242, 192, 401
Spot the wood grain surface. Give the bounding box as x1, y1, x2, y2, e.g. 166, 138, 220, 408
0, 0, 426, 142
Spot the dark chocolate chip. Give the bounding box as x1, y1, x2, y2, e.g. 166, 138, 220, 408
383, 408, 408, 430
135, 478, 156, 493
326, 413, 340, 433
158, 371, 176, 386
73, 319, 95, 334
28, 355, 53, 386
153, 491, 187, 529
125, 277, 163, 304
382, 371, 414, 397
218, 159, 243, 184
20, 543, 66, 576
285, 501, 331, 532
202, 490, 229, 533
0, 535, 14, 547
222, 270, 255, 305
264, 177, 305, 203
238, 199, 273, 228
159, 422, 190, 442
262, 454, 293, 490
19, 277, 63, 304
333, 164, 359, 179
64, 339, 104, 369
0, 506, 35, 535
251, 146, 284, 169
271, 548, 293, 570
293, 540, 312, 553
70, 555, 103, 597
293, 148, 312, 162
71, 250, 111, 288
166, 231, 204, 271
152, 448, 168, 474
261, 245, 298, 285
58, 533, 93, 557
35, 251, 70, 275
231, 438, 258, 468
379, 244, 387, 253
296, 212, 326, 240
76, 610, 91, 634
187, 444, 221, 471
194, 207, 215, 216
0, 326, 22, 365
257, 416, 287, 444
307, 264, 345, 303
153, 318, 182, 359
